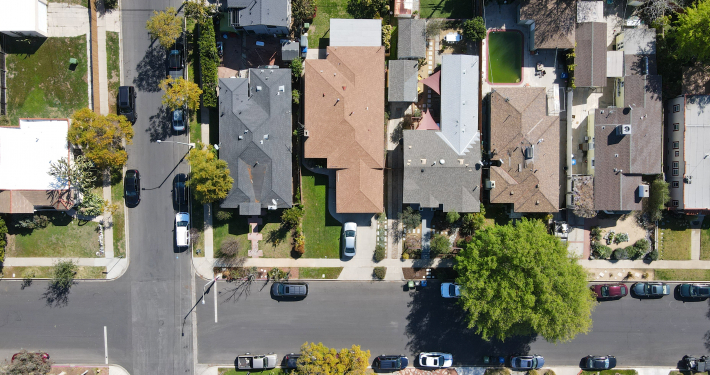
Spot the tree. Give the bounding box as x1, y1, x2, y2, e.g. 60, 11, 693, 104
291, 0, 316, 30
426, 20, 445, 38
382, 24, 393, 50
462, 17, 486, 42
398, 206, 421, 229
454, 218, 596, 343
429, 233, 451, 257
446, 210, 460, 224
51, 260, 77, 292
292, 89, 301, 104
198, 19, 219, 107
638, 0, 684, 25
184, 0, 218, 23
346, 0, 389, 19
104, 0, 118, 10
48, 155, 96, 193
216, 238, 245, 266
186, 143, 234, 204
460, 212, 486, 236
645, 177, 669, 221
146, 7, 183, 49
675, 0, 710, 62
291, 57, 304, 80
296, 342, 370, 375
159, 77, 203, 111
2, 349, 52, 375
281, 206, 303, 228
67, 108, 134, 170
0, 216, 7, 262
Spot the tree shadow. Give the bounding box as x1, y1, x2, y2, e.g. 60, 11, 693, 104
41, 282, 73, 308
133, 45, 165, 93
147, 106, 171, 142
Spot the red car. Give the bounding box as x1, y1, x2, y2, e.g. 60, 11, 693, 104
591, 283, 628, 300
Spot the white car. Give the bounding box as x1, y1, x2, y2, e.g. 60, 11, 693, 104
418, 352, 453, 368
342, 222, 357, 257
175, 212, 190, 247
441, 282, 461, 298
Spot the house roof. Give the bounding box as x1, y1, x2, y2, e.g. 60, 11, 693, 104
519, 0, 576, 49
397, 18, 426, 59
439, 55, 479, 155
575, 22, 607, 87
682, 95, 710, 209
683, 63, 710, 95
218, 68, 293, 215
388, 59, 419, 102
330, 19, 382, 47
304, 46, 385, 213
621, 28, 656, 55
0, 0, 47, 35
281, 40, 299, 61
489, 88, 560, 213
624, 54, 657, 76
0, 189, 72, 214
403, 130, 481, 212
226, 0, 290, 28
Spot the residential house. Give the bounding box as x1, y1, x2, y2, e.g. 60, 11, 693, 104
397, 19, 426, 60
329, 19, 382, 47
665, 95, 710, 213
226, 0, 290, 35
517, 0, 575, 50
388, 59, 419, 103
575, 22, 607, 87
403, 55, 482, 213
0, 119, 73, 213
218, 68, 292, 215
304, 46, 385, 213
0, 0, 48, 38
488, 87, 560, 213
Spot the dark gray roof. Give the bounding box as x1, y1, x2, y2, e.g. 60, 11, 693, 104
281, 40, 299, 61
403, 130, 482, 212
575, 22, 607, 87
388, 60, 419, 102
440, 55, 479, 155
398, 19, 426, 59
218, 68, 293, 214
226, 0, 289, 28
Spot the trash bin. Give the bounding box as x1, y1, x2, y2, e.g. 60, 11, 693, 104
69, 58, 77, 65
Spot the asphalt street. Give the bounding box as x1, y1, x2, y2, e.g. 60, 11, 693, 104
197, 280, 710, 367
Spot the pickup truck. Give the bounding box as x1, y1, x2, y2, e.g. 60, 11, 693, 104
237, 353, 278, 370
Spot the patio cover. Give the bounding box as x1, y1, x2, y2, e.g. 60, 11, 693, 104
416, 109, 439, 130
421, 70, 440, 95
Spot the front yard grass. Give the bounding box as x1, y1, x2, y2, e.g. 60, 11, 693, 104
654, 269, 710, 281
213, 209, 292, 258
418, 0, 473, 19
111, 172, 126, 258
301, 168, 341, 258
0, 266, 106, 279
218, 369, 286, 375
47, 0, 89, 6
9, 212, 101, 258
106, 31, 120, 114
310, 0, 351, 49
581, 371, 636, 375
213, 210, 251, 258
5, 36, 89, 124
299, 267, 343, 279
658, 216, 692, 260
700, 216, 710, 260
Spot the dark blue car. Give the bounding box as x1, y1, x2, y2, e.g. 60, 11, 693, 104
510, 355, 544, 370
632, 282, 670, 297
679, 283, 710, 298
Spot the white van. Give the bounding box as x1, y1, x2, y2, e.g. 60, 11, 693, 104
175, 212, 190, 247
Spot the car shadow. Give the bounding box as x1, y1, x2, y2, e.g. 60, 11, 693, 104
147, 106, 171, 142
133, 45, 165, 93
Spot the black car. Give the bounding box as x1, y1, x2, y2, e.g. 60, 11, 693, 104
118, 86, 137, 123
167, 45, 184, 79
173, 173, 188, 207
271, 282, 308, 298
283, 353, 301, 369
124, 169, 141, 207
679, 283, 710, 299
373, 355, 408, 372
582, 355, 617, 370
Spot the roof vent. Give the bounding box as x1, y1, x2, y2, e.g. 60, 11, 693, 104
264, 134, 269, 140
439, 159, 445, 165
304, 129, 309, 137
279, 85, 285, 92
238, 135, 244, 140
524, 145, 534, 160
421, 159, 426, 164
617, 125, 631, 135
256, 86, 262, 91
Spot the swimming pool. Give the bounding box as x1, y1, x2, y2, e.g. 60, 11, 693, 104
487, 30, 523, 84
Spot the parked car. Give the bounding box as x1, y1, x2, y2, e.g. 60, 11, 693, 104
510, 355, 544, 370
11, 352, 49, 363
441, 282, 461, 298
237, 353, 277, 370
173, 173, 188, 207
175, 212, 190, 248
342, 222, 357, 257
591, 283, 628, 300
373, 355, 408, 371
118, 86, 137, 123
167, 47, 184, 79
683, 355, 708, 372
124, 169, 141, 207
679, 283, 710, 298
581, 355, 617, 370
271, 282, 308, 298
632, 282, 670, 297
283, 353, 301, 369
172, 108, 185, 132
418, 352, 452, 368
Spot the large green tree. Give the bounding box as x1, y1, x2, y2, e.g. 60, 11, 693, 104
183, 0, 218, 23
454, 218, 596, 343
645, 177, 670, 221
146, 7, 183, 49
675, 0, 710, 62
159, 77, 203, 111
296, 342, 370, 375
67, 108, 134, 170
186, 143, 233, 204
462, 17, 486, 42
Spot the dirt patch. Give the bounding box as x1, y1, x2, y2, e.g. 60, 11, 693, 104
215, 267, 299, 280
50, 366, 109, 375
593, 213, 649, 249
587, 268, 654, 282
403, 267, 457, 280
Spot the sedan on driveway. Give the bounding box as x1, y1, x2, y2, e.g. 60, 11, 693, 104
418, 352, 452, 368
582, 355, 617, 370
679, 283, 710, 299
591, 283, 628, 300
441, 283, 461, 298
510, 355, 544, 370
632, 282, 670, 297
124, 169, 140, 208
342, 222, 357, 257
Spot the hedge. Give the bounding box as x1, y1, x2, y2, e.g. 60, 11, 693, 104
198, 20, 219, 108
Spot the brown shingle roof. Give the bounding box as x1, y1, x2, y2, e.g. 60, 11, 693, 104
575, 22, 607, 87
519, 0, 575, 50
0, 189, 73, 214
304, 46, 385, 213
489, 88, 560, 212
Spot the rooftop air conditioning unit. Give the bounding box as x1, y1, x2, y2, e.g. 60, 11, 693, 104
485, 180, 496, 189
304, 129, 309, 137
639, 184, 650, 198
617, 125, 632, 135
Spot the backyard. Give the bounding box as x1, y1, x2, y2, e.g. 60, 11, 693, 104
301, 168, 341, 258
5, 36, 89, 124
8, 212, 102, 258
309, 0, 351, 49
419, 0, 473, 19
658, 215, 692, 260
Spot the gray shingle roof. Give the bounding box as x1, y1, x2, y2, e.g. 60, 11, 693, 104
227, 0, 290, 28
388, 60, 419, 102
575, 22, 607, 87
440, 55, 479, 155
218, 68, 293, 214
397, 18, 426, 59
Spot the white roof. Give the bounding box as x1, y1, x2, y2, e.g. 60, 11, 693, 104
0, 119, 69, 190
0, 0, 47, 35
330, 19, 382, 47
684, 96, 710, 209
577, 1, 604, 23
607, 51, 624, 77
438, 54, 480, 155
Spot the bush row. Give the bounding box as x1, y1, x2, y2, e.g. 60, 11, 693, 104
591, 239, 657, 261
198, 20, 219, 108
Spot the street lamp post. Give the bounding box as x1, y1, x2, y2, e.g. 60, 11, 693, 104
202, 275, 219, 304
156, 140, 195, 148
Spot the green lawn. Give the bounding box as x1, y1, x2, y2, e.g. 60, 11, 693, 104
106, 31, 120, 114
213, 210, 293, 258
218, 369, 286, 375
581, 371, 636, 375
0, 266, 106, 279
419, 0, 473, 19
299, 267, 343, 279
48, 0, 88, 6
655, 269, 710, 281
213, 209, 251, 258
700, 217, 710, 260
5, 36, 89, 124
658, 216, 692, 260
10, 213, 101, 258
301, 169, 341, 258
111, 171, 126, 258
309, 0, 351, 49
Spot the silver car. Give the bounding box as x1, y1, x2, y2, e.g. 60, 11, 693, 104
342, 222, 357, 257
172, 108, 185, 132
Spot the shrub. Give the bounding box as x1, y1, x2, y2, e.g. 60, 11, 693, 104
590, 226, 602, 241
528, 370, 540, 375
430, 233, 451, 257
612, 247, 629, 260
290, 57, 303, 79
626, 245, 643, 259
399, 206, 421, 229
215, 210, 233, 222
544, 370, 556, 375
460, 212, 486, 236
646, 177, 669, 221
614, 232, 629, 244
401, 252, 409, 260
15, 214, 50, 230
382, 24, 393, 50
79, 191, 104, 216
0, 215, 6, 262
295, 234, 305, 254
281, 206, 303, 228
198, 20, 219, 107
485, 368, 511, 375
591, 242, 612, 259
292, 89, 300, 104
645, 248, 659, 261
374, 244, 386, 262
446, 210, 460, 224
373, 267, 386, 280
634, 238, 650, 252
217, 238, 240, 259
